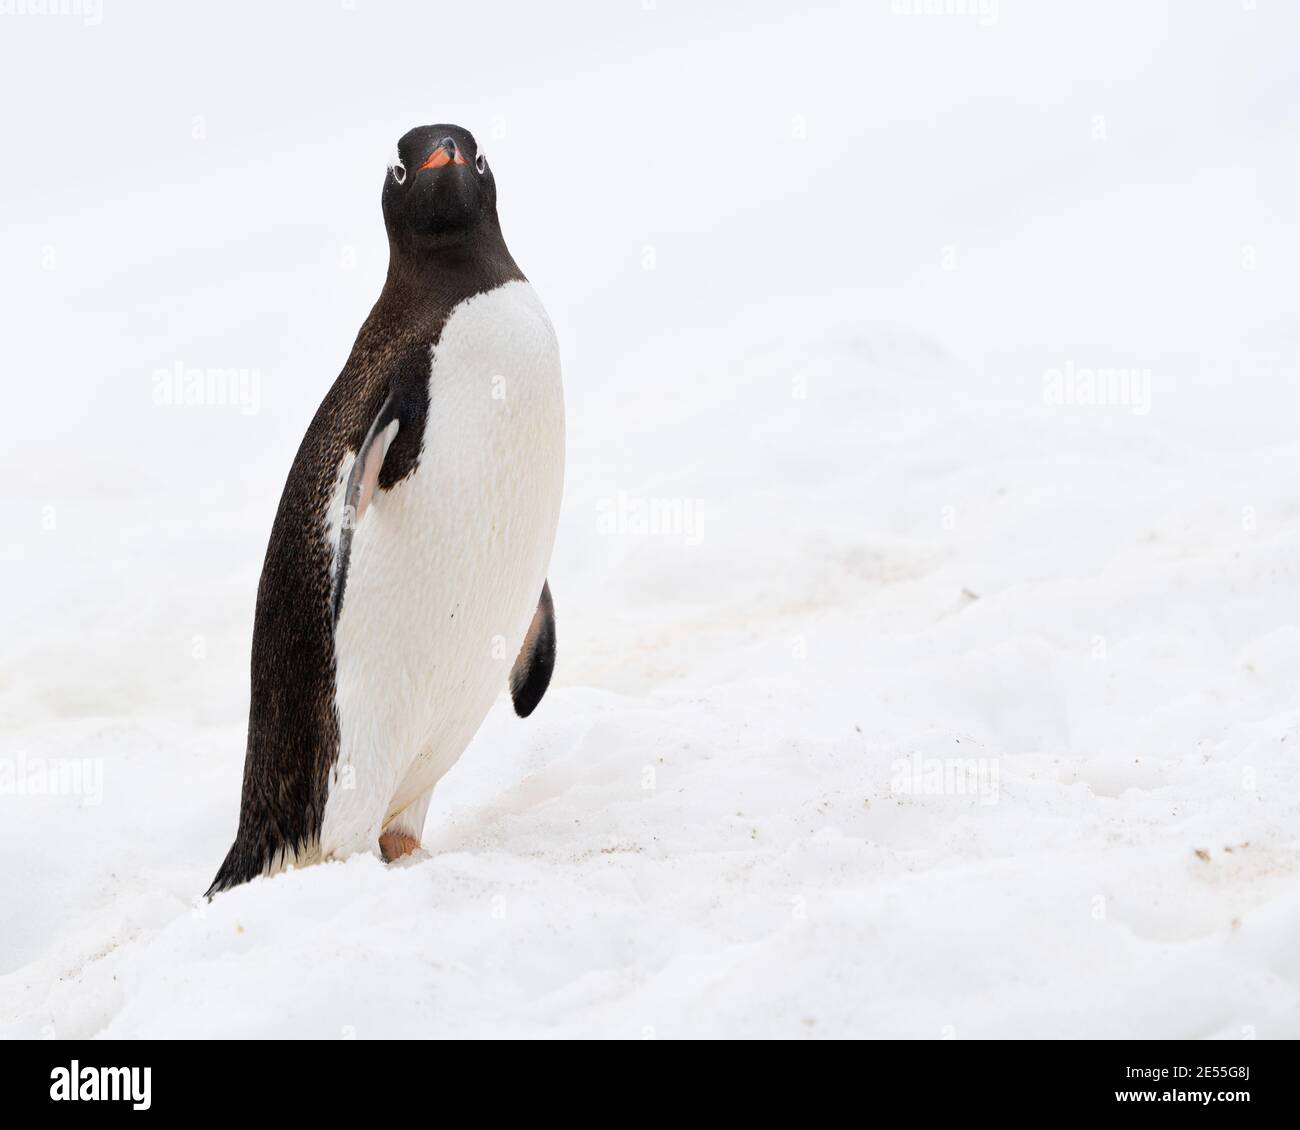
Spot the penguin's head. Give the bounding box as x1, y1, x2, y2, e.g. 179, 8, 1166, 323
382, 124, 499, 253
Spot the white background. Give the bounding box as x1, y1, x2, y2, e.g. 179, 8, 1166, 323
1, 0, 1298, 1037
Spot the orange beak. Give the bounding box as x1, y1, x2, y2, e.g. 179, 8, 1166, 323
418, 143, 467, 171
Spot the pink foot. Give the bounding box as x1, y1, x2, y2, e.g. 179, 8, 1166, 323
379, 829, 422, 862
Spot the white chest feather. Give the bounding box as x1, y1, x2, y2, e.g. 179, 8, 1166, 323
320, 279, 564, 855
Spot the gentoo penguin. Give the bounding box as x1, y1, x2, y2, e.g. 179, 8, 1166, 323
206, 124, 564, 895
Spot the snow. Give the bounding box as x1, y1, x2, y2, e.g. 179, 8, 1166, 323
2, 1, 1299, 1038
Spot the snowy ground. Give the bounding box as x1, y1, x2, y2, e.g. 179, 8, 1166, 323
2, 2, 1299, 1038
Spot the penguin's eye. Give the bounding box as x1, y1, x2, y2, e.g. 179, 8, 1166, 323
391, 158, 406, 185
475, 152, 487, 175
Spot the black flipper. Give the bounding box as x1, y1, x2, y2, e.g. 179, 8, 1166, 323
510, 581, 556, 718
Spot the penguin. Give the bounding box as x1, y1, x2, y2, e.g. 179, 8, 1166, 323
206, 124, 564, 895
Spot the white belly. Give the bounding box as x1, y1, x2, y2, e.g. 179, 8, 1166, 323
319, 279, 564, 857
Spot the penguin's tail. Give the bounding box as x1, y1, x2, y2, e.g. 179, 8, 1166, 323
205, 829, 307, 898
204, 840, 264, 899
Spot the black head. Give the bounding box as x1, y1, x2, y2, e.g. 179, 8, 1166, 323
381, 124, 502, 257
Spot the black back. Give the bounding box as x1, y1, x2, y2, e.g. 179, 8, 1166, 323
207, 124, 525, 895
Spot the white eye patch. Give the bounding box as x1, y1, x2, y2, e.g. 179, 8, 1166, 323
388, 148, 406, 184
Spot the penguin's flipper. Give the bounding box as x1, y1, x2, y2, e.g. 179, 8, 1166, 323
510, 581, 556, 718
332, 392, 402, 625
